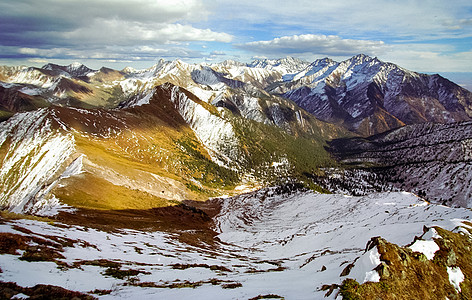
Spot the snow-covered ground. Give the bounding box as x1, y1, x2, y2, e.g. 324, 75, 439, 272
1, 189, 471, 299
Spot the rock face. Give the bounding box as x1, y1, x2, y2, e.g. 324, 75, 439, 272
328, 121, 472, 207
0, 109, 76, 213
273, 54, 472, 135
0, 84, 50, 120
340, 225, 472, 300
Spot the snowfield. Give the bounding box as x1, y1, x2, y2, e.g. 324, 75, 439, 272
1, 189, 471, 299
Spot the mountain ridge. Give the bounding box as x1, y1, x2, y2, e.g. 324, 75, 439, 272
0, 54, 471, 213
0, 80, 345, 214
2, 54, 470, 136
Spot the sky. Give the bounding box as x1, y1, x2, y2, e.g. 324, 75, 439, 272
0, 0, 471, 88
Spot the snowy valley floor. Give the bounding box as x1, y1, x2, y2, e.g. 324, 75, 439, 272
1, 188, 472, 299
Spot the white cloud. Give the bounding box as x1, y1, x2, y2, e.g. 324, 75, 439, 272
18, 47, 73, 57
64, 20, 232, 45
18, 48, 39, 55
7, 0, 208, 26
442, 18, 472, 30
2, 0, 471, 73
251, 56, 268, 60
210, 51, 226, 56
27, 58, 49, 64
237, 34, 386, 57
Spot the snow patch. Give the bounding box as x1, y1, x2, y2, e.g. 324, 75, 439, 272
63, 155, 84, 177
409, 239, 440, 260
447, 266, 464, 292
31, 196, 76, 217
131, 90, 154, 107
29, 155, 84, 216
11, 293, 28, 299
349, 247, 381, 283
1, 190, 472, 299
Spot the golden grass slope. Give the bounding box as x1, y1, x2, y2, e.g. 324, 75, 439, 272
47, 88, 240, 211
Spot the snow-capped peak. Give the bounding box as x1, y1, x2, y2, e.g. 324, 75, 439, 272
215, 59, 246, 68
65, 63, 95, 77
41, 62, 95, 78
121, 66, 137, 73
68, 62, 85, 69
248, 56, 310, 73
313, 57, 336, 65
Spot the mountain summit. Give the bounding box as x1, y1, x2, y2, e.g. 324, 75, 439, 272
271, 54, 472, 135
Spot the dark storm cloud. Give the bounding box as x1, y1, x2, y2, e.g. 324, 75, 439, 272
0, 0, 230, 60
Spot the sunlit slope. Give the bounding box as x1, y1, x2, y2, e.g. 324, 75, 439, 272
0, 83, 347, 213
0, 86, 234, 212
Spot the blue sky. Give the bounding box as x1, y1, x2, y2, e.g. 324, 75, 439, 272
0, 0, 471, 87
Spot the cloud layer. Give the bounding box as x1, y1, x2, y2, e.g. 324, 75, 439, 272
237, 34, 387, 57
0, 0, 230, 63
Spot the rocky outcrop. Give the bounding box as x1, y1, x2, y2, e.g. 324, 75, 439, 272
339, 225, 472, 299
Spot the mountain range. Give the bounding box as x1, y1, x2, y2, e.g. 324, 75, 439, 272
1, 54, 471, 135
1, 54, 471, 212
1, 54, 472, 299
